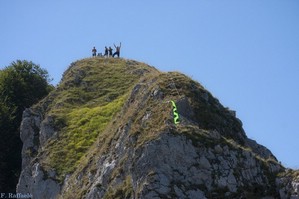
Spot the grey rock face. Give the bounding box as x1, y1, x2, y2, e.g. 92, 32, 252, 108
17, 163, 60, 199
276, 173, 299, 199
82, 128, 283, 199
19, 108, 41, 169
40, 116, 56, 146
17, 108, 61, 198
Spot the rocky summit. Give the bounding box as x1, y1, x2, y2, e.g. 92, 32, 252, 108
17, 58, 298, 199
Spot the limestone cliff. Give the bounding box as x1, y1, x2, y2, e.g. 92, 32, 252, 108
17, 58, 299, 198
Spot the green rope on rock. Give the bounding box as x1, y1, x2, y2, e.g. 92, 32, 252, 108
170, 100, 180, 125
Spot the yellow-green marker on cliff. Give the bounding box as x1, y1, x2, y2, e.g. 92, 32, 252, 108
170, 100, 180, 125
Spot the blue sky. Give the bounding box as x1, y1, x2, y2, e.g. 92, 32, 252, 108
1, 1, 298, 168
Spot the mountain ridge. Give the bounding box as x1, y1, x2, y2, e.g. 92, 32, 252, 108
17, 58, 299, 198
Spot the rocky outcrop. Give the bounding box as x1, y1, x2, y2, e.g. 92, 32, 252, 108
66, 127, 282, 199
19, 108, 41, 170
17, 163, 60, 199
16, 58, 299, 198
17, 107, 61, 199
276, 171, 299, 199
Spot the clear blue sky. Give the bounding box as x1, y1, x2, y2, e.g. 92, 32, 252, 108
1, 1, 298, 168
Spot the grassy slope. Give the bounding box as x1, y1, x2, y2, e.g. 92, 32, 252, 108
38, 58, 159, 180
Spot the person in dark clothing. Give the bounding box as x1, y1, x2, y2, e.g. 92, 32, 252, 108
108, 47, 113, 57
113, 42, 121, 58
92, 47, 97, 57
104, 46, 108, 57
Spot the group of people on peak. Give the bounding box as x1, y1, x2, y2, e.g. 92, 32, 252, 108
92, 42, 121, 58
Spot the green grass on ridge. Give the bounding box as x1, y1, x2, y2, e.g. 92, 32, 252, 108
40, 58, 158, 181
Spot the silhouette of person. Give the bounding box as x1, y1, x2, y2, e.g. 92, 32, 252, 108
108, 47, 113, 57
113, 42, 121, 58
104, 46, 108, 57
92, 47, 97, 57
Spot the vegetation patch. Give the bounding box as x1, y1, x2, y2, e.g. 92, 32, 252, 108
44, 95, 127, 180
39, 58, 158, 181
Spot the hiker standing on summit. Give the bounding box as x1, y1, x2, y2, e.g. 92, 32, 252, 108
113, 42, 121, 58
104, 46, 108, 57
92, 47, 97, 57
108, 47, 113, 57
